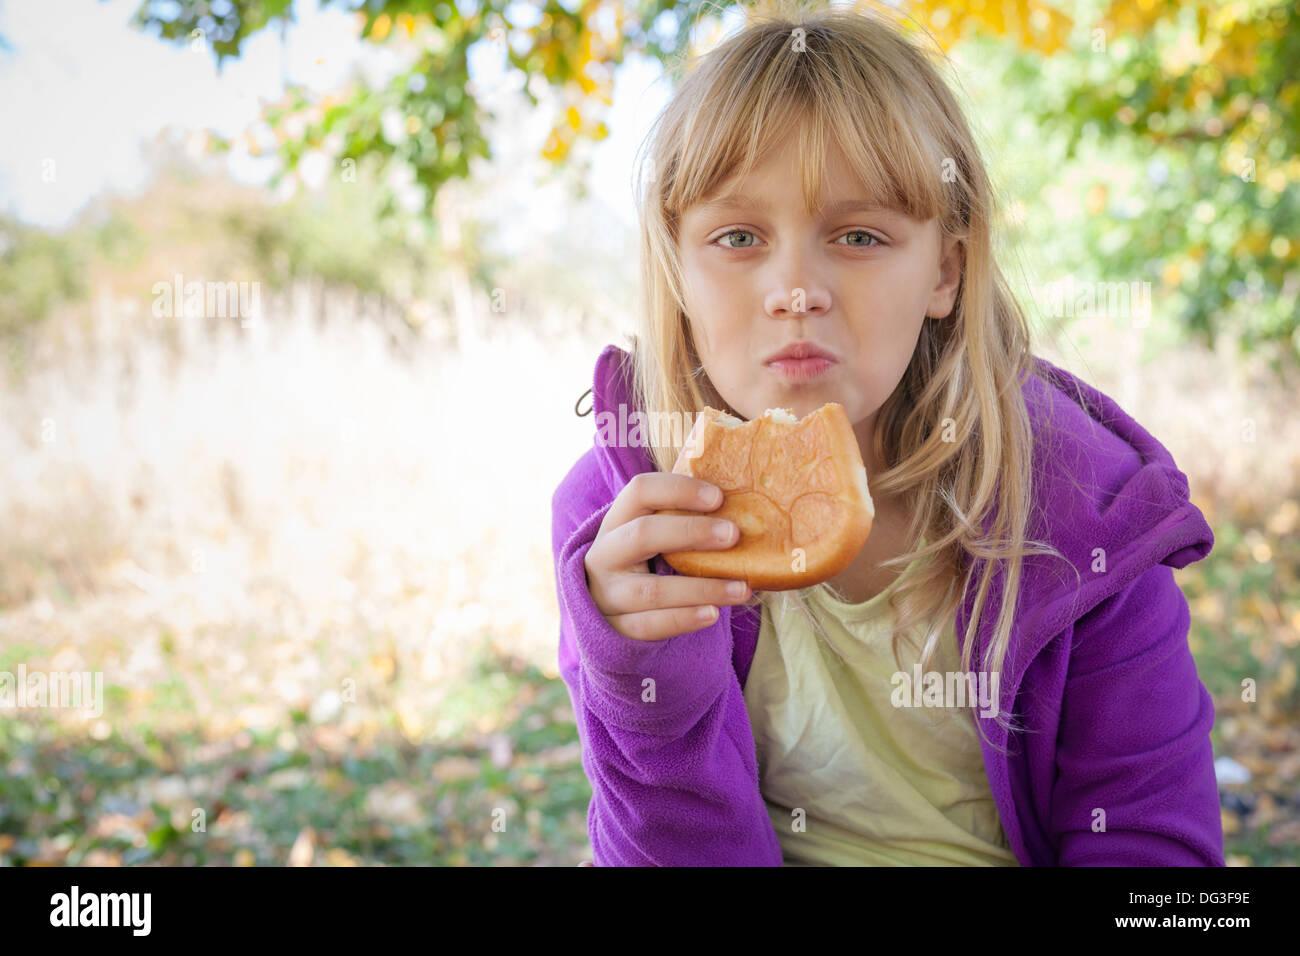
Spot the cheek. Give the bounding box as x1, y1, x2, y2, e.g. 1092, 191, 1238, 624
681, 259, 722, 328
683, 278, 742, 358
875, 257, 930, 307
858, 262, 932, 342
847, 321, 921, 391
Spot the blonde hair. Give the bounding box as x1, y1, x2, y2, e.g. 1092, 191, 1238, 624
627, 0, 1071, 752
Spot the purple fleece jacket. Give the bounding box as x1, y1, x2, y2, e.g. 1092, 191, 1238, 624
551, 344, 1223, 866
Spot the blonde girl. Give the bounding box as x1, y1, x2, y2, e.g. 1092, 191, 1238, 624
552, 0, 1221, 866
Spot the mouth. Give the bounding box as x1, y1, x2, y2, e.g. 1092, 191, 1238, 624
765, 356, 836, 384
763, 342, 838, 384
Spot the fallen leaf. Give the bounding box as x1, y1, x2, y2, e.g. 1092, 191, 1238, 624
289, 826, 316, 866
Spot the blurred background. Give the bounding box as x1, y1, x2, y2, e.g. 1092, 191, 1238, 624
0, 0, 1295, 866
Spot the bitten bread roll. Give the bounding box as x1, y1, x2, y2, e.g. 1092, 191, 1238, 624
658, 403, 874, 590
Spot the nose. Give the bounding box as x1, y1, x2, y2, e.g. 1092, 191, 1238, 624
763, 244, 832, 321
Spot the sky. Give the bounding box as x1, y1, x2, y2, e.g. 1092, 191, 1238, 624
0, 0, 742, 235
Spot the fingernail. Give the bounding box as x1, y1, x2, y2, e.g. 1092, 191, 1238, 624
701, 486, 721, 507
698, 605, 717, 623
713, 520, 734, 542
726, 581, 747, 599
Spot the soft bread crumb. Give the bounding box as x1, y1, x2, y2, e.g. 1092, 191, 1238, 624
712, 410, 745, 429
856, 464, 875, 516
762, 408, 798, 424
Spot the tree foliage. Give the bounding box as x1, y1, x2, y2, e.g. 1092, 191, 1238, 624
120, 0, 1299, 359
123, 0, 701, 214
907, 0, 1299, 361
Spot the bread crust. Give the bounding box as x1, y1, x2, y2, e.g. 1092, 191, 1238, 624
659, 403, 875, 590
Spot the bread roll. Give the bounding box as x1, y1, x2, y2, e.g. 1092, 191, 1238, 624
658, 403, 874, 590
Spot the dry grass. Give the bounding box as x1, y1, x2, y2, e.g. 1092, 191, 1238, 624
1033, 311, 1300, 529
0, 282, 621, 743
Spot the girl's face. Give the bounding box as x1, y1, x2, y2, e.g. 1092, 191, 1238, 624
678, 136, 963, 480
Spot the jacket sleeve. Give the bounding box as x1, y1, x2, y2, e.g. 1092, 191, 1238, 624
1050, 563, 1224, 865
551, 463, 783, 866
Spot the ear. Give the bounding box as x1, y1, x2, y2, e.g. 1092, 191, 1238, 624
926, 235, 964, 319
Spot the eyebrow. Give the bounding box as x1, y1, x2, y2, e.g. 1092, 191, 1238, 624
696, 192, 898, 217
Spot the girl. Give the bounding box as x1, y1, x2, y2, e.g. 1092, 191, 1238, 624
551, 0, 1222, 866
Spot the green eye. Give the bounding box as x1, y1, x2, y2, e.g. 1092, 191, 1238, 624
716, 230, 756, 248
838, 231, 881, 247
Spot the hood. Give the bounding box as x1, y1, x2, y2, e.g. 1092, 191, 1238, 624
588, 343, 652, 491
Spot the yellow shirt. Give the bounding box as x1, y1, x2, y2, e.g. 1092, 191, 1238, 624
742, 553, 1019, 867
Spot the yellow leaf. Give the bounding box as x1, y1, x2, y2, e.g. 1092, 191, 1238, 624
577, 28, 594, 70
1085, 183, 1107, 215
370, 14, 391, 42
369, 653, 396, 681
1030, 2, 1073, 56
909, 0, 1073, 53
397, 702, 424, 740
1278, 659, 1297, 697
289, 827, 316, 867
984, 0, 1008, 39
542, 131, 570, 162
1102, 0, 1157, 35
566, 106, 582, 131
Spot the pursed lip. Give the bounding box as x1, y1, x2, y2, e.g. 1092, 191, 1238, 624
763, 341, 838, 364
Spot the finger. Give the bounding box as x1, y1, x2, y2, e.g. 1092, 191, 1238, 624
607, 603, 721, 642
604, 512, 738, 570
604, 472, 723, 538
607, 570, 749, 615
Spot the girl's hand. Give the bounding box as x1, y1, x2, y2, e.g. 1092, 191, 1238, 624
582, 473, 750, 642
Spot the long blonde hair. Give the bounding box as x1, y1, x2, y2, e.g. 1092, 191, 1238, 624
627, 0, 1069, 750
